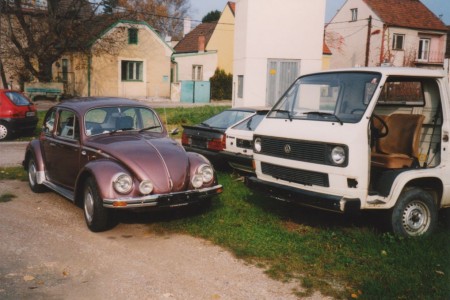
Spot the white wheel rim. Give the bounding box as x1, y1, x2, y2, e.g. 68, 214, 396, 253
84, 187, 94, 224
402, 200, 430, 235
28, 160, 37, 187
0, 124, 7, 140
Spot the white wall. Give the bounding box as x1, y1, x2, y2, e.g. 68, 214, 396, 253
233, 0, 325, 107
173, 52, 218, 82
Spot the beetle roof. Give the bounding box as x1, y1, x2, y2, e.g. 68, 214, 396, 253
52, 97, 151, 115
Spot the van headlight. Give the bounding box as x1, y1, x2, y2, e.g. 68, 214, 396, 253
113, 173, 133, 194
330, 146, 346, 165
254, 137, 262, 153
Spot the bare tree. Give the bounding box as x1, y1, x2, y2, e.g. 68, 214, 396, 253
117, 0, 190, 39
0, 0, 127, 83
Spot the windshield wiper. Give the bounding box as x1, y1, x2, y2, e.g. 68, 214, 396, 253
109, 128, 134, 134
138, 125, 161, 133
271, 109, 292, 121
303, 111, 343, 125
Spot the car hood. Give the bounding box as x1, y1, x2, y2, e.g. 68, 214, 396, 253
86, 134, 190, 193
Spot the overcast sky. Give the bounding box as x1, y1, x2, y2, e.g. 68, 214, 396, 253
189, 0, 450, 25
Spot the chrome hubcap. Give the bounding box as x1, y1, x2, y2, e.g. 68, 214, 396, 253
402, 201, 430, 235
84, 188, 94, 224
28, 161, 37, 187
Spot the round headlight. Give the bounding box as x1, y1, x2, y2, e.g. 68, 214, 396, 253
199, 164, 214, 183
331, 146, 346, 165
254, 137, 262, 153
113, 173, 133, 194
192, 174, 204, 188
139, 180, 154, 195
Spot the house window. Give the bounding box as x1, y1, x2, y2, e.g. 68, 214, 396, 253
192, 65, 203, 81
128, 28, 138, 44
62, 59, 69, 82
392, 34, 404, 50
121, 60, 143, 81
237, 75, 244, 98
351, 8, 358, 21
418, 38, 430, 61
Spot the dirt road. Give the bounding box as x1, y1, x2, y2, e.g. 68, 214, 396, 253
0, 180, 330, 299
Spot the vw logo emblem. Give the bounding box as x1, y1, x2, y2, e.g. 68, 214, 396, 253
284, 144, 291, 154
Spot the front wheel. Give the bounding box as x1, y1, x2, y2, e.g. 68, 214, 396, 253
0, 122, 11, 140
83, 177, 110, 232
390, 188, 437, 237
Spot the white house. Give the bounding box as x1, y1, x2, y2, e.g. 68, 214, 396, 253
325, 0, 448, 69
233, 0, 326, 107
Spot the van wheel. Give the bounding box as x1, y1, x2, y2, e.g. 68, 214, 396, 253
0, 122, 11, 140
390, 188, 437, 237
83, 177, 110, 232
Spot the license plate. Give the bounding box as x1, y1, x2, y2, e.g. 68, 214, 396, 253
26, 111, 36, 117
191, 138, 206, 148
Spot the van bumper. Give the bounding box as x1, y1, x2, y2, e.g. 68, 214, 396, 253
245, 176, 360, 213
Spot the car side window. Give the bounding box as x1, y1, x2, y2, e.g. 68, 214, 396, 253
43, 110, 56, 135
56, 110, 79, 140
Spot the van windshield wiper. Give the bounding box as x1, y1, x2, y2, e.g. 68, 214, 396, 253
303, 111, 343, 125
270, 109, 292, 121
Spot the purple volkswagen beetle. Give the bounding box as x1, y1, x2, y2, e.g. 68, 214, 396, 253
23, 98, 222, 232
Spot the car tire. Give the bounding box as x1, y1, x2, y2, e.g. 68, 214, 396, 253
83, 177, 110, 232
390, 188, 437, 237
27, 156, 47, 193
0, 122, 11, 140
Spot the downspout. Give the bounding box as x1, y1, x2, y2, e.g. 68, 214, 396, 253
87, 51, 92, 97
379, 24, 387, 65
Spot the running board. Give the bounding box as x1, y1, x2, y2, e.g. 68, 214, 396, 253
43, 181, 75, 202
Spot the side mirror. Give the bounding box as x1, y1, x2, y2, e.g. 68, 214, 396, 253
170, 127, 179, 135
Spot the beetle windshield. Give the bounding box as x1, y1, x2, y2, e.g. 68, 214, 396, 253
267, 72, 381, 124
85, 106, 163, 136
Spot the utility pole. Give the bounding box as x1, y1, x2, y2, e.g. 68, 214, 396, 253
0, 0, 9, 88
365, 15, 372, 67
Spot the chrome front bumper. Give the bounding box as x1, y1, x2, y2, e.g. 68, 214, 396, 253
103, 185, 223, 208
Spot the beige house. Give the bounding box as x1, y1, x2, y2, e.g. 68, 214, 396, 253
57, 20, 173, 99
206, 2, 236, 74
325, 0, 447, 69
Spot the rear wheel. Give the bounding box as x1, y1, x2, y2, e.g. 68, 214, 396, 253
390, 188, 437, 237
83, 177, 110, 232
0, 122, 11, 140
27, 157, 46, 193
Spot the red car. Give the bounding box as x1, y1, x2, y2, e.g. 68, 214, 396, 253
23, 98, 223, 232
0, 89, 38, 140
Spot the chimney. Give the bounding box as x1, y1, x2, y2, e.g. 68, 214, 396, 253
183, 17, 191, 37
198, 35, 205, 53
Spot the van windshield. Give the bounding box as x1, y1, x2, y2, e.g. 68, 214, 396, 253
268, 72, 381, 124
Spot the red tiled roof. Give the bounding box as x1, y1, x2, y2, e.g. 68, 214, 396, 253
363, 0, 447, 31
228, 2, 236, 16
174, 22, 217, 53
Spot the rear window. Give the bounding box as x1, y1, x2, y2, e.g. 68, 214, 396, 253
378, 78, 425, 106
5, 92, 32, 106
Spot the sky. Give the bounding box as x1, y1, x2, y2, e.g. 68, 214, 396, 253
189, 0, 450, 25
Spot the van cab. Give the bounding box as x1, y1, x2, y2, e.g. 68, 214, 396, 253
247, 67, 450, 237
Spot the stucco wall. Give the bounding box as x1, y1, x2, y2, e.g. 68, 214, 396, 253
206, 4, 235, 74
63, 22, 173, 99
233, 0, 325, 107
173, 52, 218, 82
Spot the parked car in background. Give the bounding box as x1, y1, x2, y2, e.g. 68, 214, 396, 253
222, 108, 270, 173
181, 107, 258, 167
0, 89, 38, 140
23, 98, 223, 232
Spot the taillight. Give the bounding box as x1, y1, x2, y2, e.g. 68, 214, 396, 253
207, 135, 226, 151
181, 132, 189, 145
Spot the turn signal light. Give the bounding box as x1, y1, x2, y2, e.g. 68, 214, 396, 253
112, 201, 128, 207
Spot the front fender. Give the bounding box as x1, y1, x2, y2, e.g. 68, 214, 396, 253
75, 159, 130, 202
187, 152, 219, 186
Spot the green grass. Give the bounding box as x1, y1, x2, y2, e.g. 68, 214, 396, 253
0, 193, 16, 203
146, 172, 450, 299
0, 167, 27, 181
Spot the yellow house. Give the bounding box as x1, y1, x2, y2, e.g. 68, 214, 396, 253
55, 20, 173, 99
206, 2, 235, 74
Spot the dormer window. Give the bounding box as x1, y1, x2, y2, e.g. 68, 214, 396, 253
351, 8, 358, 21
128, 28, 138, 44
